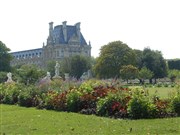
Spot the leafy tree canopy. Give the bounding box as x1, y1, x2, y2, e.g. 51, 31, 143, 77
134, 49, 143, 69
139, 67, 154, 83
142, 47, 167, 79
61, 55, 91, 79
15, 64, 46, 85
168, 59, 180, 70
168, 69, 180, 82
120, 65, 139, 82
94, 41, 137, 78
0, 41, 12, 72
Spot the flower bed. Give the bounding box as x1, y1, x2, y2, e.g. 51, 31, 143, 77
0, 79, 180, 119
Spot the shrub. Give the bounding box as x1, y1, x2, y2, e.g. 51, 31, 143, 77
128, 96, 149, 119
156, 83, 163, 87
164, 83, 169, 87
171, 90, 180, 116
39, 91, 58, 110
152, 96, 173, 118
18, 85, 40, 107
79, 82, 93, 94
127, 89, 157, 119
79, 93, 97, 114
66, 89, 81, 112
0, 84, 5, 103
97, 89, 130, 118
1, 83, 23, 104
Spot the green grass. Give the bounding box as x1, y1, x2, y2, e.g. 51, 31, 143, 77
1, 104, 180, 135
130, 86, 177, 98
147, 87, 177, 98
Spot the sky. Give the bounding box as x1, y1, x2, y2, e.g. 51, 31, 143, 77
0, 0, 180, 59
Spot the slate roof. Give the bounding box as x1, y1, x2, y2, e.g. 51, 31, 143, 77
10, 48, 42, 54
53, 25, 87, 45
10, 48, 42, 57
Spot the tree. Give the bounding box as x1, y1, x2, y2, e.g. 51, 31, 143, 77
90, 56, 97, 77
0, 71, 8, 83
61, 55, 91, 79
134, 49, 143, 69
70, 55, 91, 79
139, 67, 154, 84
120, 65, 139, 83
0, 41, 12, 72
168, 69, 180, 82
46, 60, 56, 77
94, 41, 137, 78
168, 59, 180, 70
15, 64, 46, 85
61, 57, 72, 74
142, 48, 167, 83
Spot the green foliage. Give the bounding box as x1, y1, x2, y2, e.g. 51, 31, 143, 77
97, 90, 130, 118
49, 79, 64, 92
168, 69, 180, 82
0, 41, 12, 72
46, 60, 56, 77
171, 90, 180, 116
139, 67, 154, 83
168, 59, 180, 70
79, 81, 94, 94
15, 64, 46, 85
120, 65, 139, 82
66, 89, 81, 112
39, 91, 59, 110
1, 83, 23, 104
61, 55, 91, 79
0, 83, 41, 107
61, 57, 72, 73
153, 98, 172, 118
94, 41, 137, 78
0, 71, 8, 83
70, 55, 91, 79
1, 79, 180, 119
134, 49, 143, 68
127, 89, 157, 119
18, 85, 40, 107
142, 48, 167, 79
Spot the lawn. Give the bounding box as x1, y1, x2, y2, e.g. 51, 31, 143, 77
1, 104, 180, 135
130, 86, 177, 98
147, 87, 177, 98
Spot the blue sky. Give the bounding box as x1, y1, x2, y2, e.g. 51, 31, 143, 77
0, 0, 180, 59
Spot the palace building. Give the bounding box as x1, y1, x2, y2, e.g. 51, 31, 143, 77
10, 21, 91, 68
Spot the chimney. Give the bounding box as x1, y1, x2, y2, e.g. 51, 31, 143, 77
62, 21, 67, 42
49, 22, 54, 36
75, 22, 81, 43
47, 22, 54, 45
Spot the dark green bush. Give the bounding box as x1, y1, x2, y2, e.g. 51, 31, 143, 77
38, 90, 67, 111
18, 85, 40, 107
66, 89, 81, 112
164, 83, 169, 87
1, 83, 23, 104
79, 93, 97, 114
171, 90, 180, 116
38, 91, 58, 110
128, 97, 148, 119
97, 91, 130, 118
18, 92, 33, 107
156, 83, 163, 87
127, 89, 157, 119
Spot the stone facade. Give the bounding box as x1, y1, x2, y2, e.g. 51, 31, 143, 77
10, 21, 91, 68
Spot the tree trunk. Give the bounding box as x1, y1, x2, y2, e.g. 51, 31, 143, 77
149, 79, 152, 84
